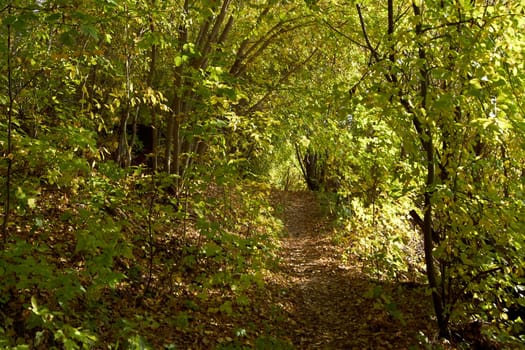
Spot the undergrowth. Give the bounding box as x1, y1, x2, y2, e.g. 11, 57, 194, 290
0, 161, 285, 349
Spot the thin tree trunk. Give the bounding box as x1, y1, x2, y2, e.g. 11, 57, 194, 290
364, 0, 450, 338
117, 6, 133, 167
173, 116, 181, 183
412, 2, 448, 338
166, 0, 189, 174
128, 106, 140, 164
165, 113, 174, 174
2, 4, 14, 246
116, 57, 132, 167
148, 0, 159, 171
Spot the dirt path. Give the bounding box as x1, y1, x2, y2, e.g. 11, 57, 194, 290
270, 190, 435, 349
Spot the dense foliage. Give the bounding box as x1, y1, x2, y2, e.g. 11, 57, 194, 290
1, 0, 524, 348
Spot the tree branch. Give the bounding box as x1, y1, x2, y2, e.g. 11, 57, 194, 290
356, 4, 380, 63
321, 19, 368, 50
247, 48, 319, 114
230, 17, 314, 77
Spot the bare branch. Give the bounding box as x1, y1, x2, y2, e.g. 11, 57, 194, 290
231, 19, 315, 77
356, 4, 380, 62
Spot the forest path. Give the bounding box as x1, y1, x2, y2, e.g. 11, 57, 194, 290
269, 190, 434, 349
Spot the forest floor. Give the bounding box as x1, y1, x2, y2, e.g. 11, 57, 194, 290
2, 188, 458, 349
261, 190, 441, 349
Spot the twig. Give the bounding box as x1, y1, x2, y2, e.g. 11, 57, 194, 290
321, 19, 368, 50
248, 48, 319, 114
143, 173, 157, 297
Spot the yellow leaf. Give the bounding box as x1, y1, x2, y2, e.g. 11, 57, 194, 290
27, 198, 37, 209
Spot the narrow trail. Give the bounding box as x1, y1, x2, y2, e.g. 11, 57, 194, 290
269, 190, 435, 349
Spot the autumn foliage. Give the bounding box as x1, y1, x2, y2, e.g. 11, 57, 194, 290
1, 0, 525, 348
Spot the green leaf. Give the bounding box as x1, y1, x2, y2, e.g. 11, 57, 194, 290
2, 15, 18, 26
59, 31, 77, 46
80, 24, 99, 40
175, 55, 188, 67
46, 13, 62, 23
219, 301, 233, 315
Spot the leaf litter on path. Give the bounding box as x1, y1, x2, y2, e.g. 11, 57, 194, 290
265, 190, 441, 349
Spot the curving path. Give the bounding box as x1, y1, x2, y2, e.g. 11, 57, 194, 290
269, 190, 435, 349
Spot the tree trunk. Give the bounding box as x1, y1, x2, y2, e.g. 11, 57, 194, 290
166, 0, 189, 174
2, 5, 14, 246
148, 0, 159, 171
116, 7, 133, 167
412, 2, 449, 338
